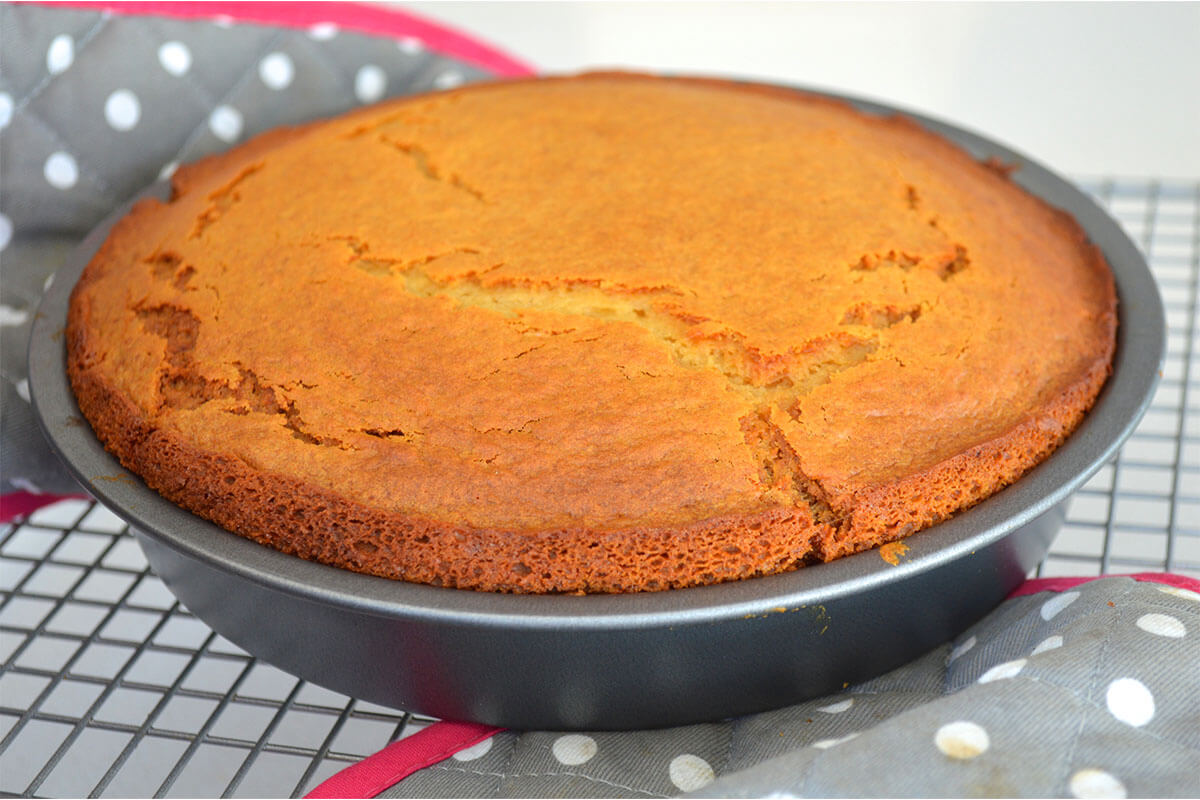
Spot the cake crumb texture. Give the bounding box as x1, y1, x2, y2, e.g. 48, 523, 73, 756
67, 74, 1116, 592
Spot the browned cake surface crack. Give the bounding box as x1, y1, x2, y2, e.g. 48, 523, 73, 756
67, 74, 1118, 593
381, 138, 488, 203
740, 408, 840, 527
135, 304, 349, 449
326, 237, 891, 423
189, 163, 263, 239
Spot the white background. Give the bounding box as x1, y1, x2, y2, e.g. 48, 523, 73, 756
403, 2, 1200, 181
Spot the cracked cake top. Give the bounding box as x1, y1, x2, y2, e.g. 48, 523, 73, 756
67, 74, 1116, 593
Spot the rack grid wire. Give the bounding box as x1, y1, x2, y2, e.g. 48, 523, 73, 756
1, 177, 1198, 798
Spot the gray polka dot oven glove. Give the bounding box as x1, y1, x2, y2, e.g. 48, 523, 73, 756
383, 577, 1200, 799
0, 3, 498, 497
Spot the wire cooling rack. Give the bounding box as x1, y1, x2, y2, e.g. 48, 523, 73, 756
2, 178, 1198, 798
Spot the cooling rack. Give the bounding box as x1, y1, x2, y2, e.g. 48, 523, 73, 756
1, 177, 1197, 798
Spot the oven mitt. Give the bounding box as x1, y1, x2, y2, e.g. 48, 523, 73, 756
0, 2, 528, 502
325, 575, 1197, 799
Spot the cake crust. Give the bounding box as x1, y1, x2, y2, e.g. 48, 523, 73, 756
67, 74, 1117, 593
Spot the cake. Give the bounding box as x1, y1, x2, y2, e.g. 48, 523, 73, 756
66, 73, 1117, 593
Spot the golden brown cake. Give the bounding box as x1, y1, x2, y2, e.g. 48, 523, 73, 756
66, 73, 1117, 593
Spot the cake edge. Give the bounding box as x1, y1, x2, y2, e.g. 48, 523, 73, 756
63, 74, 1118, 593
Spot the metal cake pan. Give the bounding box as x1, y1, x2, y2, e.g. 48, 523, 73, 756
29, 82, 1164, 731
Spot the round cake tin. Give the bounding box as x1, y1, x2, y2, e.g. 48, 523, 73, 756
29, 82, 1165, 731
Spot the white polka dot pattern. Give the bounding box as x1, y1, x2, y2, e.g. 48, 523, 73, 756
948, 635, 976, 662
1031, 635, 1064, 655
104, 89, 140, 130
0, 304, 28, 326
816, 698, 853, 713
47, 34, 73, 74
1135, 613, 1186, 638
668, 754, 715, 792
308, 22, 338, 40
355, 65, 387, 103
44, 151, 78, 189
1105, 678, 1155, 727
434, 71, 464, 89
451, 737, 493, 761
259, 52, 295, 90
209, 105, 243, 142
551, 734, 597, 766
398, 36, 425, 54
934, 721, 989, 759
1155, 584, 1200, 603
1040, 591, 1080, 621
1070, 768, 1128, 799
158, 41, 192, 76
812, 732, 859, 749
978, 658, 1026, 683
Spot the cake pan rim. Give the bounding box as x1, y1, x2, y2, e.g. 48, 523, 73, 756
28, 78, 1164, 630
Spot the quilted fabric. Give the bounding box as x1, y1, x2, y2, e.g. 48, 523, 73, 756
0, 3, 495, 495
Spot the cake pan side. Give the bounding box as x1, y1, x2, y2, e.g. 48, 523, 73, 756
27, 79, 1165, 729
127, 499, 1058, 729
